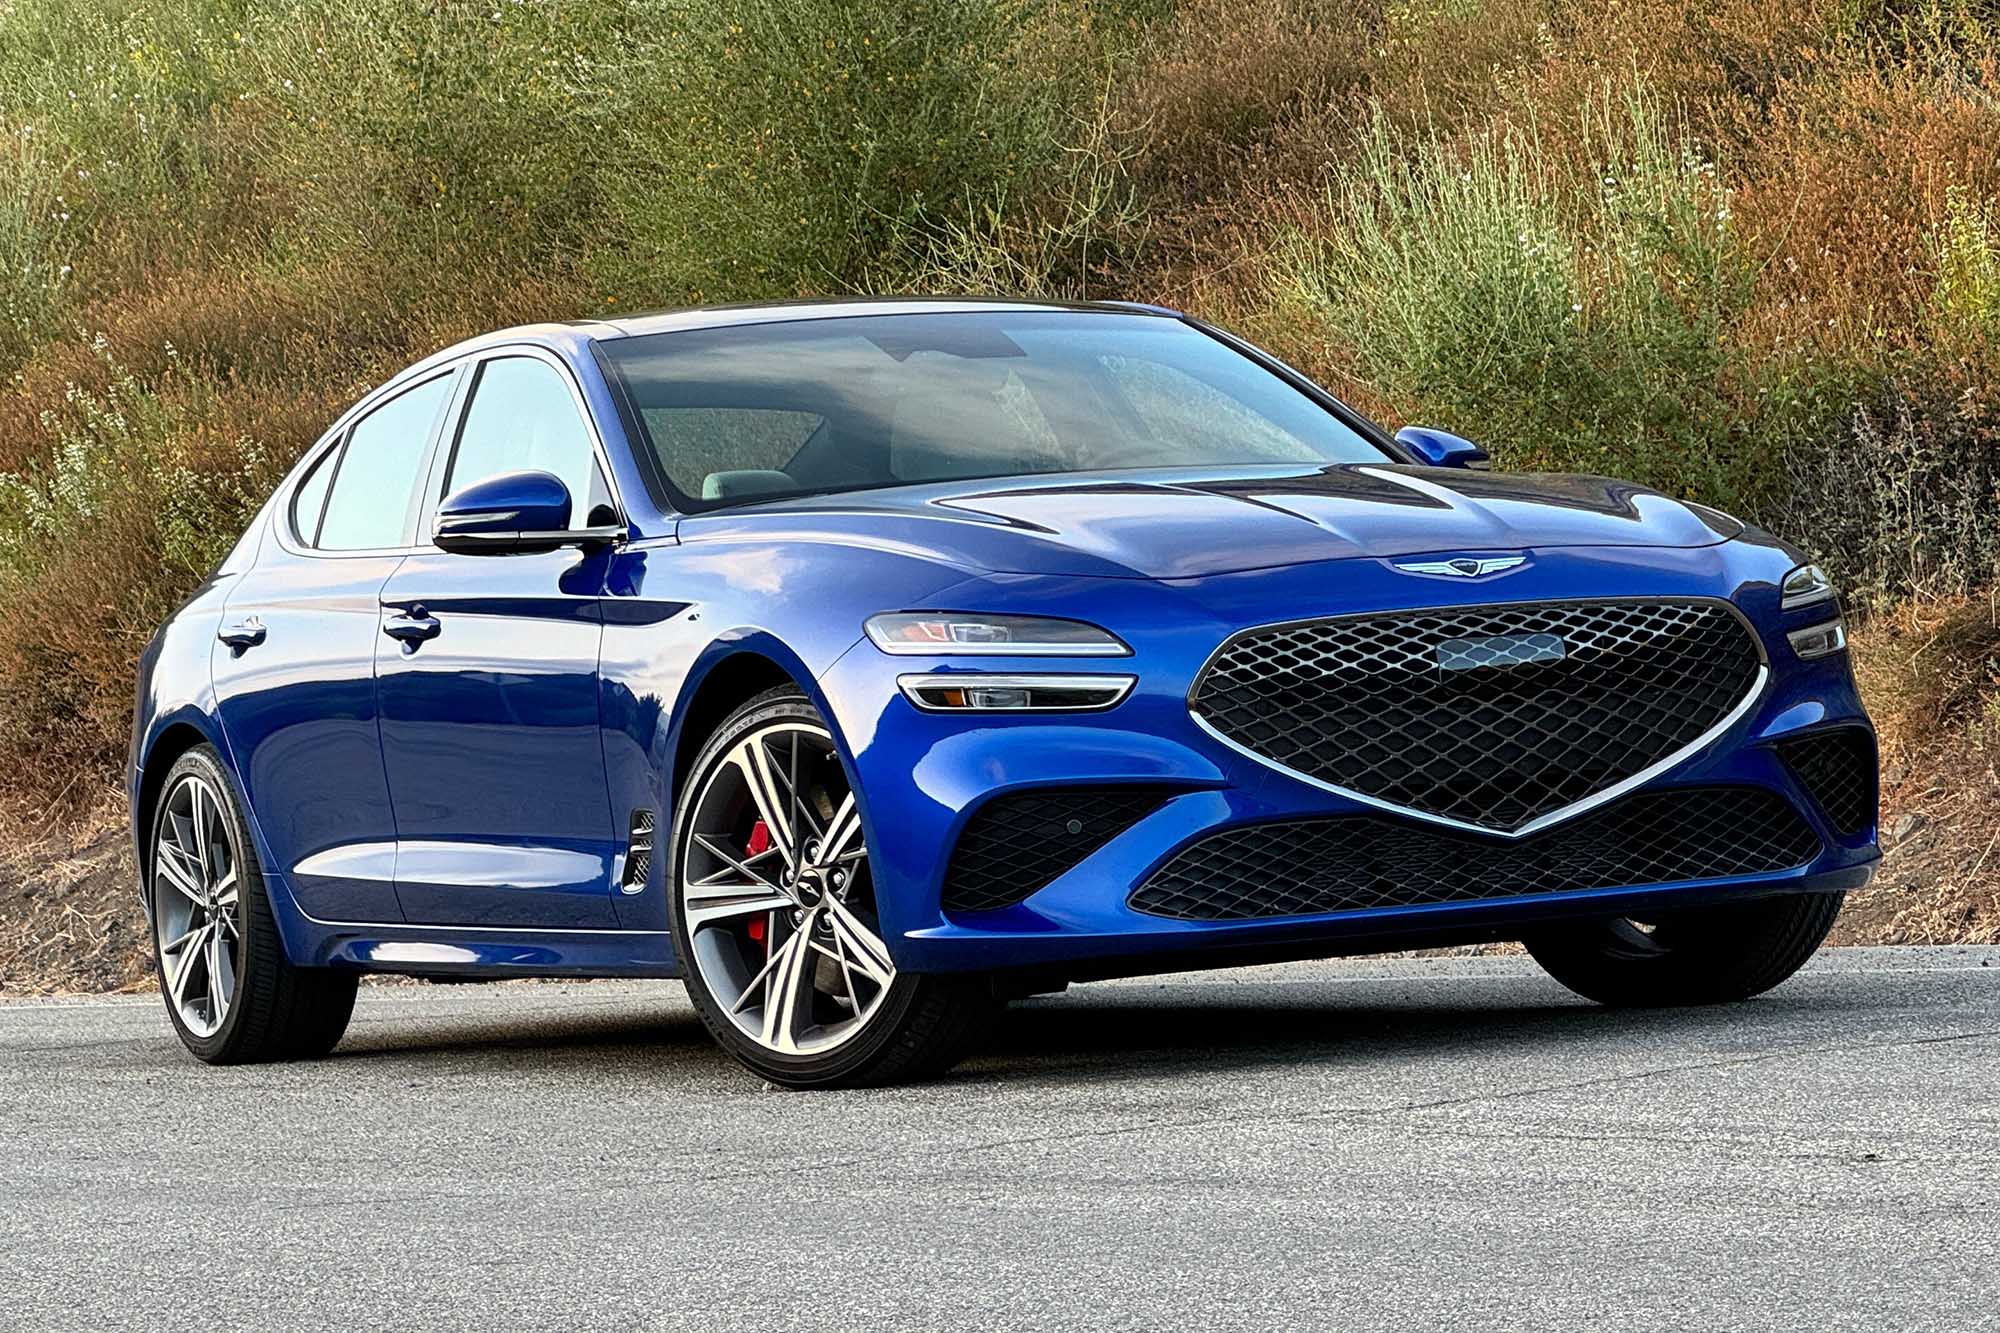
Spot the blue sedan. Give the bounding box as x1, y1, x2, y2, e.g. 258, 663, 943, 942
129, 299, 1878, 1086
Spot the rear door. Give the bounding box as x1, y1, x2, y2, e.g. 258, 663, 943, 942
210, 369, 458, 922
374, 350, 624, 928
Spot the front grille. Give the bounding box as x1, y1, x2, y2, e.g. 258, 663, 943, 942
943, 787, 1172, 914
1192, 599, 1762, 832
1777, 728, 1877, 836
1128, 786, 1818, 921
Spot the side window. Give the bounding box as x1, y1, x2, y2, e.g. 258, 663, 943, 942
444, 356, 610, 528
318, 374, 454, 551
289, 444, 336, 546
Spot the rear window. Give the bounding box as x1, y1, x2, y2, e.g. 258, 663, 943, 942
318, 373, 453, 550
289, 444, 336, 545
597, 311, 1389, 511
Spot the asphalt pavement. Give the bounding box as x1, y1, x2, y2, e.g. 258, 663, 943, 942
3, 946, 1997, 1331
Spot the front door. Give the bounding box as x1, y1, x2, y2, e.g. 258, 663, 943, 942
374, 351, 624, 928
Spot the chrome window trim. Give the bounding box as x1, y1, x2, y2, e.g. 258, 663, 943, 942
1185, 595, 1772, 842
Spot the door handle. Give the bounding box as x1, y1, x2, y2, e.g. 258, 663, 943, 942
383, 607, 441, 649
217, 617, 266, 653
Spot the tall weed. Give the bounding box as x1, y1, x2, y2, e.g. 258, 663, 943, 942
1271, 85, 1771, 507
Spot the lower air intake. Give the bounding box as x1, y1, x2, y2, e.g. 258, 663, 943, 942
1777, 728, 1878, 836
943, 787, 1173, 914
1128, 786, 1818, 921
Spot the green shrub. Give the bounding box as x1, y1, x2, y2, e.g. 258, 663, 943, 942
1933, 184, 2000, 341
1270, 83, 1779, 509
0, 132, 69, 371
589, 0, 1095, 303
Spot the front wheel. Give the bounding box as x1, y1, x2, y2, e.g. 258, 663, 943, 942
670, 688, 994, 1088
1524, 891, 1844, 1007
149, 746, 358, 1063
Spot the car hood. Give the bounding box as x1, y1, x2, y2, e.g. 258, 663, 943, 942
676, 464, 1743, 580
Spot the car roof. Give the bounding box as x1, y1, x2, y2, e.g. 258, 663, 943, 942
414, 297, 1179, 365
375, 298, 1185, 416
584, 296, 1182, 339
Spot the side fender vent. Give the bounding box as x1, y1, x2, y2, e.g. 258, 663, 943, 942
622, 809, 656, 892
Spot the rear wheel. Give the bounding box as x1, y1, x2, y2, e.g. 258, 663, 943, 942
670, 688, 993, 1088
149, 746, 357, 1063
1524, 891, 1844, 1007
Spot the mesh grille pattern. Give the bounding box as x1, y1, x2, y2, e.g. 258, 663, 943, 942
1778, 728, 1878, 836
1128, 786, 1818, 921
1193, 599, 1762, 831
943, 787, 1171, 914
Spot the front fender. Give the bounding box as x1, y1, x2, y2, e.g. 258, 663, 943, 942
597, 535, 973, 930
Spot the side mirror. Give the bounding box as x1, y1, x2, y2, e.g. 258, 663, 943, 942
433, 470, 623, 555
1396, 425, 1491, 470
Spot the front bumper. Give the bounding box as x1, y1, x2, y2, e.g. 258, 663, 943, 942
817, 545, 1879, 976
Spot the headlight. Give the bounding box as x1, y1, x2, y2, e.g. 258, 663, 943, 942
1780, 563, 1837, 611
864, 612, 1130, 657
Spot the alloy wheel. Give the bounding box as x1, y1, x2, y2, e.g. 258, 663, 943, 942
151, 773, 242, 1038
679, 721, 896, 1056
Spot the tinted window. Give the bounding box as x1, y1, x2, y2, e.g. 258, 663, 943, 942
318, 374, 453, 551
639, 407, 824, 496
289, 444, 336, 545
445, 356, 611, 527
596, 312, 1390, 510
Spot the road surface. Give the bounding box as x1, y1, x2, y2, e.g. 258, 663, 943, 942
4, 947, 1997, 1331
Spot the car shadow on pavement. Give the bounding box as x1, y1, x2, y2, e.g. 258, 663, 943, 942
960, 979, 1877, 1087
327, 984, 711, 1064
304, 972, 1880, 1089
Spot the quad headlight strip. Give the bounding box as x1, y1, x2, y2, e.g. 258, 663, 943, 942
1787, 620, 1847, 660
1779, 562, 1838, 612
897, 673, 1136, 712
865, 612, 1130, 657
1780, 562, 1846, 660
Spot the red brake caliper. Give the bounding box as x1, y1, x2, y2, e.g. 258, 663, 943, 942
744, 820, 773, 948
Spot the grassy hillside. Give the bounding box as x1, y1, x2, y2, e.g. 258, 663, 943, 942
0, 0, 1996, 958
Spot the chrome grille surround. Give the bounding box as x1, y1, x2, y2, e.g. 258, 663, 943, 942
1190, 598, 1768, 838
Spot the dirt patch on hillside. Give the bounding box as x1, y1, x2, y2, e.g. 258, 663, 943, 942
0, 816, 151, 994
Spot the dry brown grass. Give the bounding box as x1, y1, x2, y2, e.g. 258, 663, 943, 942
1835, 598, 2000, 944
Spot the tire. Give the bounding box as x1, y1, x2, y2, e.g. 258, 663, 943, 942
148, 745, 358, 1063
669, 686, 995, 1088
1523, 891, 1844, 1007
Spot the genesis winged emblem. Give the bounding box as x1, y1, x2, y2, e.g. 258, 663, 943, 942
1393, 555, 1528, 579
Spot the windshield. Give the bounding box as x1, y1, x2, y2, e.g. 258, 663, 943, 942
597, 311, 1392, 511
